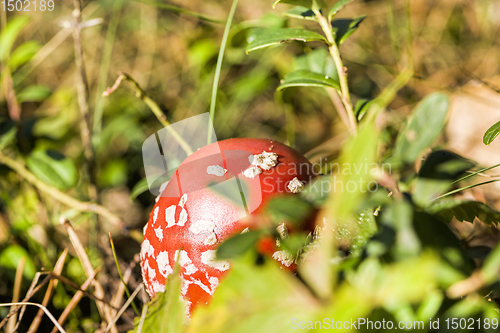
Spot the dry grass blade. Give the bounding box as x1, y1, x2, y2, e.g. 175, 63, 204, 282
6, 256, 25, 333
62, 218, 117, 333
0, 273, 51, 329
0, 303, 66, 333
27, 249, 68, 333
103, 284, 143, 333
49, 268, 98, 333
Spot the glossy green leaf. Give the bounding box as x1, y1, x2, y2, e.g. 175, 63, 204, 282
216, 230, 261, 260
277, 69, 340, 91
246, 28, 327, 53
428, 200, 500, 226
393, 92, 450, 165
328, 0, 354, 21
9, 40, 41, 70
483, 120, 500, 145
331, 16, 366, 45
130, 178, 150, 200
129, 263, 186, 333
272, 0, 313, 9
283, 6, 316, 20
266, 195, 313, 224
17, 85, 52, 103
25, 150, 78, 191
0, 16, 30, 61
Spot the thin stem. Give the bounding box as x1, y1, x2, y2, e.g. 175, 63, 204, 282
103, 72, 193, 156
312, 1, 356, 133
0, 151, 125, 231
72, 0, 97, 200
207, 0, 239, 145
431, 179, 500, 202
109, 233, 140, 315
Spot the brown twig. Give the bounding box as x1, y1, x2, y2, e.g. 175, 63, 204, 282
6, 257, 25, 332
0, 151, 126, 232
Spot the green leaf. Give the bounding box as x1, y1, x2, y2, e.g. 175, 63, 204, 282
17, 85, 52, 103
246, 28, 327, 53
413, 150, 475, 206
283, 6, 316, 20
272, 0, 313, 9
481, 242, 500, 283
331, 16, 366, 45
8, 40, 41, 70
483, 120, 500, 145
216, 230, 261, 260
0, 16, 30, 61
277, 69, 340, 91
187, 254, 319, 333
294, 48, 338, 79
0, 119, 16, 150
25, 150, 78, 191
130, 178, 150, 200
428, 200, 500, 226
266, 195, 313, 224
129, 263, 186, 333
392, 92, 450, 165
98, 159, 128, 187
0, 245, 37, 279
354, 98, 373, 121
328, 0, 354, 21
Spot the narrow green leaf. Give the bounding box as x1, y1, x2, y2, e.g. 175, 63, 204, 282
273, 0, 313, 9
428, 200, 500, 226
0, 16, 31, 61
354, 98, 373, 121
0, 119, 16, 150
25, 150, 78, 191
130, 178, 150, 200
483, 120, 500, 145
393, 92, 450, 165
328, 0, 354, 21
331, 15, 366, 45
216, 230, 261, 260
283, 6, 316, 20
8, 40, 41, 70
246, 28, 327, 53
17, 85, 52, 103
277, 69, 340, 91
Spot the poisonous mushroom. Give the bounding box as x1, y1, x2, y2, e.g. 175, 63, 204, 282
141, 138, 314, 315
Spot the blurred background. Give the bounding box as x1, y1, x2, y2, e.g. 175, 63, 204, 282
1, 0, 500, 331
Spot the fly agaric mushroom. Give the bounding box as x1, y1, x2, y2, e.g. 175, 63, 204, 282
140, 138, 314, 315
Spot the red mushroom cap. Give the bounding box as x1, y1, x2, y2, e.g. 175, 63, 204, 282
141, 138, 314, 314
